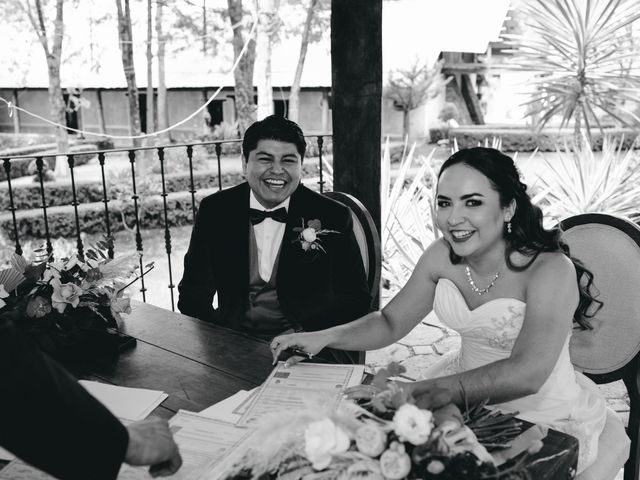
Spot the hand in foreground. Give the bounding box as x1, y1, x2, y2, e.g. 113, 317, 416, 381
270, 332, 327, 366
125, 418, 182, 477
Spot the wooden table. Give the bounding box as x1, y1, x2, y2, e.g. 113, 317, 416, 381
78, 300, 276, 419
2, 300, 579, 478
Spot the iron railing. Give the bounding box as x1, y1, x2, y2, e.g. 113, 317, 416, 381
0, 135, 331, 311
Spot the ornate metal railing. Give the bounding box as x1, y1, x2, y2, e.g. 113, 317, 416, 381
0, 135, 331, 310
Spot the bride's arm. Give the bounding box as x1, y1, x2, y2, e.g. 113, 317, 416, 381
412, 252, 578, 407
271, 240, 447, 358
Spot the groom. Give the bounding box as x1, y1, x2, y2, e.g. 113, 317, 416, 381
177, 115, 370, 358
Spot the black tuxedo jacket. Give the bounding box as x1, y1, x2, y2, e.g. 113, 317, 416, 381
177, 182, 371, 332
0, 317, 128, 480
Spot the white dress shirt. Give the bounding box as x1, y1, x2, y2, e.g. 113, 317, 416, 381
249, 191, 290, 282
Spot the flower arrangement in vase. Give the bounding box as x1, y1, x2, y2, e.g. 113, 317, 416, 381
0, 238, 150, 363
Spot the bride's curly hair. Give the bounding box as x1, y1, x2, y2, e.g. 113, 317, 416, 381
438, 147, 601, 330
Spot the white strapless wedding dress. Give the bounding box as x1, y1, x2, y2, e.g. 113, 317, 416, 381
425, 278, 609, 473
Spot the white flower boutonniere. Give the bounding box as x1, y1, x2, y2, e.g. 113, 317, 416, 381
293, 219, 338, 253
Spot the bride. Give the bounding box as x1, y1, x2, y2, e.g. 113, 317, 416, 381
271, 147, 622, 473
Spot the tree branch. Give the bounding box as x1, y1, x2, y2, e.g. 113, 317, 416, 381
19, 0, 49, 54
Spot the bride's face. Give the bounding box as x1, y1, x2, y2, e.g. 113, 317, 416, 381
435, 164, 512, 259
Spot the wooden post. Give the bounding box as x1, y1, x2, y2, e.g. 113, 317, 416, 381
96, 88, 107, 134
11, 89, 20, 134
331, 0, 382, 234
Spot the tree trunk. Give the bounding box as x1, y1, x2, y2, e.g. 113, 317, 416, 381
49, 59, 70, 177
146, 0, 154, 133
116, 0, 142, 148
156, 0, 170, 142
21, 0, 69, 175
255, 0, 279, 120
202, 0, 208, 55
227, 0, 256, 135
288, 0, 318, 124
573, 106, 583, 151
402, 108, 410, 140
48, 0, 70, 177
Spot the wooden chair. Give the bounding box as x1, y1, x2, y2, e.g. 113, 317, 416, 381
324, 191, 381, 366
324, 191, 382, 310
561, 213, 637, 480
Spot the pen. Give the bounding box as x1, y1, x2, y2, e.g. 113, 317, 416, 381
287, 348, 314, 360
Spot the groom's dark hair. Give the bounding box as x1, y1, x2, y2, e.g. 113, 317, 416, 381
242, 115, 307, 162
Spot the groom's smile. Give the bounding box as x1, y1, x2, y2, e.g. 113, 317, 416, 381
245, 139, 303, 209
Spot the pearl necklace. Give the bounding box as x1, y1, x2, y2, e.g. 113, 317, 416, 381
465, 265, 500, 296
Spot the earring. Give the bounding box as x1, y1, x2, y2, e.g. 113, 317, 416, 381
507, 221, 512, 234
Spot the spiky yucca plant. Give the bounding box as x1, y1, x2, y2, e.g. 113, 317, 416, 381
505, 0, 640, 144
533, 135, 640, 221
381, 142, 440, 293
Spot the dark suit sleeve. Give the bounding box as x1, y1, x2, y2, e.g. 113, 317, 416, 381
0, 319, 128, 480
177, 196, 218, 322
304, 209, 372, 331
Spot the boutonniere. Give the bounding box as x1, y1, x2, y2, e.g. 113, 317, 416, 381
293, 219, 338, 253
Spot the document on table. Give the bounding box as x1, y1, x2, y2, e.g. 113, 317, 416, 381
0, 382, 170, 479
118, 410, 252, 480
237, 361, 365, 426
198, 388, 259, 424
78, 380, 168, 422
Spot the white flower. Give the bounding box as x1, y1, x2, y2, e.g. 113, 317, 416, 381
304, 418, 350, 470
393, 403, 433, 445
50, 279, 83, 313
354, 423, 387, 457
302, 227, 317, 243
426, 459, 445, 474
0, 284, 8, 309
43, 265, 61, 282
379, 441, 411, 479
110, 296, 131, 322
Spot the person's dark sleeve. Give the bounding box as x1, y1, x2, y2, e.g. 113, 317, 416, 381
177, 196, 218, 322
305, 210, 372, 331
0, 319, 129, 480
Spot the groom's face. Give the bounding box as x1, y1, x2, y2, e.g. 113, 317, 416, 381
244, 139, 302, 209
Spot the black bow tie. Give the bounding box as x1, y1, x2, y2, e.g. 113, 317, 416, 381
249, 207, 288, 225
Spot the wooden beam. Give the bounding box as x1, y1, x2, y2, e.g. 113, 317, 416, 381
442, 63, 488, 74
461, 74, 484, 124
331, 0, 382, 235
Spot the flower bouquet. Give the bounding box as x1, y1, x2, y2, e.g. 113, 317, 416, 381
0, 238, 149, 363
221, 364, 536, 480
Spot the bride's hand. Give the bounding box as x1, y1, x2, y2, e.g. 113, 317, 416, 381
270, 332, 328, 366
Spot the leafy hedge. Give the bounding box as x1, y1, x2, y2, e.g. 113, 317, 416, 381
0, 145, 103, 181
0, 170, 247, 211
0, 138, 115, 181
428, 126, 640, 151
0, 163, 326, 238
0, 189, 215, 241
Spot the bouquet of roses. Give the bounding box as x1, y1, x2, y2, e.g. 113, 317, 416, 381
0, 238, 149, 361
220, 363, 535, 480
